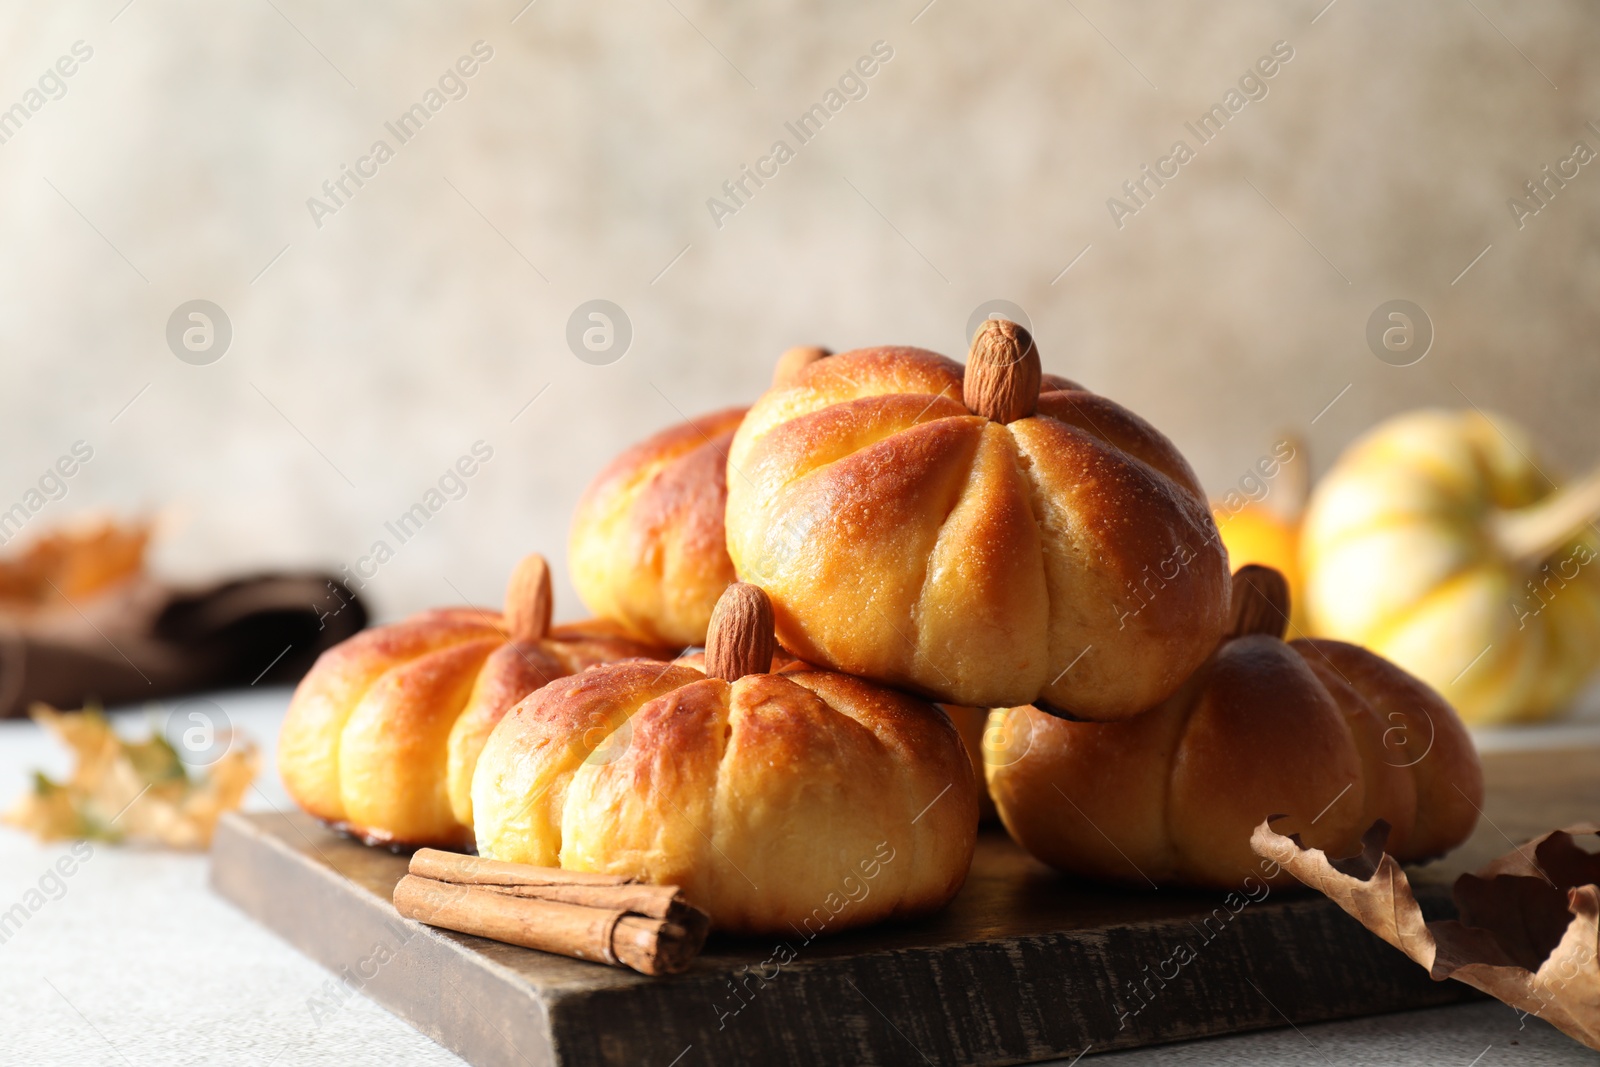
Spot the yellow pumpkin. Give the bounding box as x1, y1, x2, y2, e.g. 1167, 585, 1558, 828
1301, 409, 1600, 725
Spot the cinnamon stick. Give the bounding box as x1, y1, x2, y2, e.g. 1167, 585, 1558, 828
394, 852, 710, 976
410, 849, 686, 918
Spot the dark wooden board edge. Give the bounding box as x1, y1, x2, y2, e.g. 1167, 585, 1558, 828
211, 811, 1478, 1066
211, 810, 559, 1067
555, 900, 1478, 1066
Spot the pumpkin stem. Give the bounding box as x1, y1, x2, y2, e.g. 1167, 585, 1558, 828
704, 582, 775, 683
1229, 564, 1291, 640
964, 319, 1041, 424
1492, 462, 1600, 568
772, 345, 831, 388
504, 554, 552, 642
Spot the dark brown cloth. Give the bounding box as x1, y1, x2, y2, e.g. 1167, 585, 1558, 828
0, 573, 367, 718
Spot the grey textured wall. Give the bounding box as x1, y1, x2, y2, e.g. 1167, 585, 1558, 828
2, 0, 1596, 620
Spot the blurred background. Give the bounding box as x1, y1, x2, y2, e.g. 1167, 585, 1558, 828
2, 0, 1596, 622
4, 6, 1600, 1063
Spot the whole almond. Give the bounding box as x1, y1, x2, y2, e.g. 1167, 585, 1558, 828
505, 554, 553, 642
963, 319, 1041, 424
704, 582, 776, 682
1228, 564, 1290, 640
771, 345, 832, 388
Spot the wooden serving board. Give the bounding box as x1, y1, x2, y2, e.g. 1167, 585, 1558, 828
210, 746, 1598, 1067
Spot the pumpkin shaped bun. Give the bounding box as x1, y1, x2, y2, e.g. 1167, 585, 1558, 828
568, 406, 746, 649
986, 566, 1483, 889
471, 582, 978, 935
277, 555, 668, 849
724, 320, 1232, 719
568, 347, 831, 648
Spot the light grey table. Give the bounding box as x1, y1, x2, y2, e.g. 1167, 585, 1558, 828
0, 689, 1590, 1067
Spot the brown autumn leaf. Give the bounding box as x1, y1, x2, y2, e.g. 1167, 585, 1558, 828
0, 518, 151, 608
1252, 818, 1600, 1051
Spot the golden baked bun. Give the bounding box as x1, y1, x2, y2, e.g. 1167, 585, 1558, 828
724, 320, 1231, 719
568, 346, 834, 649
277, 555, 668, 849
987, 566, 1483, 889
569, 407, 745, 648
472, 583, 978, 935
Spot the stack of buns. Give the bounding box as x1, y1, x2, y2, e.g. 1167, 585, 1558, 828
472, 582, 978, 935
279, 320, 1482, 937
724, 321, 1232, 718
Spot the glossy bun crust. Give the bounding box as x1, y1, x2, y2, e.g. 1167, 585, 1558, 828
471, 660, 979, 935
569, 407, 745, 647
724, 348, 1231, 719
277, 608, 665, 849
987, 635, 1483, 889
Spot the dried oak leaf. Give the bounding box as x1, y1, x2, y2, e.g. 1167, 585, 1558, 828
1253, 818, 1600, 1051
1, 704, 258, 849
